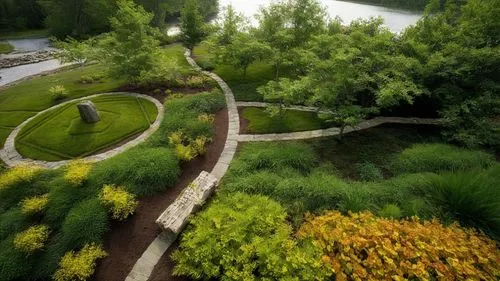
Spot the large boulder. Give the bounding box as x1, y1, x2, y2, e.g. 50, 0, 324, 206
77, 100, 100, 123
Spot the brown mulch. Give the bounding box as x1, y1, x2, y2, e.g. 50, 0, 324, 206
93, 108, 228, 281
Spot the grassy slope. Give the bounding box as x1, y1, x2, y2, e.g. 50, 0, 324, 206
0, 29, 49, 40
0, 43, 14, 54
242, 107, 330, 134
0, 65, 124, 148
193, 43, 274, 101
16, 95, 158, 161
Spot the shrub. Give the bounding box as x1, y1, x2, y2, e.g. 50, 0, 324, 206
78, 73, 105, 84
49, 85, 69, 101
422, 166, 500, 239
355, 161, 383, 181
60, 199, 108, 248
191, 136, 209, 156
390, 143, 494, 174
229, 142, 319, 175
64, 160, 92, 186
197, 113, 214, 124
174, 144, 197, 161
185, 75, 212, 88
298, 211, 500, 281
89, 147, 180, 196
172, 193, 331, 281
20, 194, 49, 215
0, 165, 42, 190
0, 236, 35, 281
13, 225, 50, 254
169, 131, 210, 161
0, 208, 29, 239
52, 243, 107, 281
99, 185, 138, 220
378, 204, 402, 219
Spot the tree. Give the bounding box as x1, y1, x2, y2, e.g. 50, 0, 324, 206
180, 0, 206, 50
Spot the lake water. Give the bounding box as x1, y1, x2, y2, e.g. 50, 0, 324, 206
219, 0, 422, 33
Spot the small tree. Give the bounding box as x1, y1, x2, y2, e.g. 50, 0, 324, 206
180, 0, 206, 50
223, 33, 272, 77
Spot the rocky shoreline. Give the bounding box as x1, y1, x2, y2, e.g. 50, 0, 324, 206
0, 50, 58, 69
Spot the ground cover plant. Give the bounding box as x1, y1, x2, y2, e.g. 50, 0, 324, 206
15, 95, 158, 161
241, 107, 331, 133
0, 89, 226, 281
0, 42, 14, 54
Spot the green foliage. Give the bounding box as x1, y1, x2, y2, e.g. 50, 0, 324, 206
378, 204, 402, 219
13, 224, 50, 254
355, 161, 383, 182
52, 243, 107, 281
0, 209, 29, 240
64, 160, 92, 186
48, 85, 69, 101
422, 166, 500, 239
0, 165, 42, 190
0, 43, 14, 54
60, 199, 108, 249
180, 0, 206, 49
391, 143, 494, 174
0, 0, 45, 29
228, 142, 319, 176
89, 147, 180, 196
20, 194, 49, 215
172, 193, 331, 280
99, 185, 138, 221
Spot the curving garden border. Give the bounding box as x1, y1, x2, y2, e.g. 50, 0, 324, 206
0, 92, 164, 169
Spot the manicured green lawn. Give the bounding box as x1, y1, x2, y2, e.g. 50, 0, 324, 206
0, 42, 14, 54
163, 43, 192, 71
0, 28, 49, 40
16, 95, 158, 161
193, 43, 274, 101
0, 65, 124, 148
242, 107, 330, 134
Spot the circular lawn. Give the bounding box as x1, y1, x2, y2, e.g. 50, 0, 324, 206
15, 94, 158, 161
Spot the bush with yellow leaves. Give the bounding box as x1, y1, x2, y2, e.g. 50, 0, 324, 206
169, 131, 210, 161
13, 225, 50, 254
20, 194, 49, 215
0, 165, 42, 190
64, 160, 92, 186
53, 243, 107, 281
197, 113, 215, 124
99, 184, 138, 220
297, 211, 500, 281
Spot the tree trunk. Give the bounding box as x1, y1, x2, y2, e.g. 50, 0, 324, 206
339, 124, 346, 141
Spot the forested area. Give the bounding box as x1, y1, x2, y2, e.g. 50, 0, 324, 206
0, 0, 218, 37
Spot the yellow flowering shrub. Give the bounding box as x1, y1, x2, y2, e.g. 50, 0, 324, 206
20, 194, 49, 215
64, 160, 92, 186
169, 131, 211, 161
297, 211, 500, 281
191, 136, 210, 156
13, 225, 50, 254
197, 113, 215, 124
53, 243, 107, 281
99, 184, 138, 220
0, 165, 42, 190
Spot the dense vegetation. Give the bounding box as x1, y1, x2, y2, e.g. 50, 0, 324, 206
0, 0, 218, 38
197, 0, 499, 147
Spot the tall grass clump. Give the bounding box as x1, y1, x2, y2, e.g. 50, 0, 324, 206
89, 147, 180, 196
229, 142, 319, 176
422, 165, 500, 240
391, 143, 494, 174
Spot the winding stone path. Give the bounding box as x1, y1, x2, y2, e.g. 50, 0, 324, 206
126, 50, 442, 281
0, 92, 164, 169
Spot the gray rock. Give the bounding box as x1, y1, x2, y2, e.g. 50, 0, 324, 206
77, 100, 100, 123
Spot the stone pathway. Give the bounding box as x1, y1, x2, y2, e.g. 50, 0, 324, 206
0, 92, 164, 169
126, 50, 442, 281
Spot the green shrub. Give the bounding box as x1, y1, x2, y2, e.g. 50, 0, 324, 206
172, 193, 331, 281
0, 236, 35, 281
63, 160, 92, 186
0, 165, 42, 190
422, 166, 500, 239
49, 85, 69, 101
60, 199, 108, 249
53, 243, 107, 281
89, 147, 180, 196
229, 142, 319, 175
20, 194, 49, 215
99, 185, 138, 221
0, 208, 29, 239
378, 204, 402, 219
355, 161, 383, 181
391, 143, 494, 174
13, 224, 50, 254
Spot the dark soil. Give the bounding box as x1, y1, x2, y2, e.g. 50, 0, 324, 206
93, 108, 228, 281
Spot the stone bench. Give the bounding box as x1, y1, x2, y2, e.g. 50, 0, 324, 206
155, 171, 218, 240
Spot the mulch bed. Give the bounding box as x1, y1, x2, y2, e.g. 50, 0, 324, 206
94, 108, 228, 281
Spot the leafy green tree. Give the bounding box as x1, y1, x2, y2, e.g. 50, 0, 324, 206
180, 0, 206, 50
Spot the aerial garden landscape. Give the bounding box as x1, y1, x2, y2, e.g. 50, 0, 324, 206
0, 0, 498, 281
